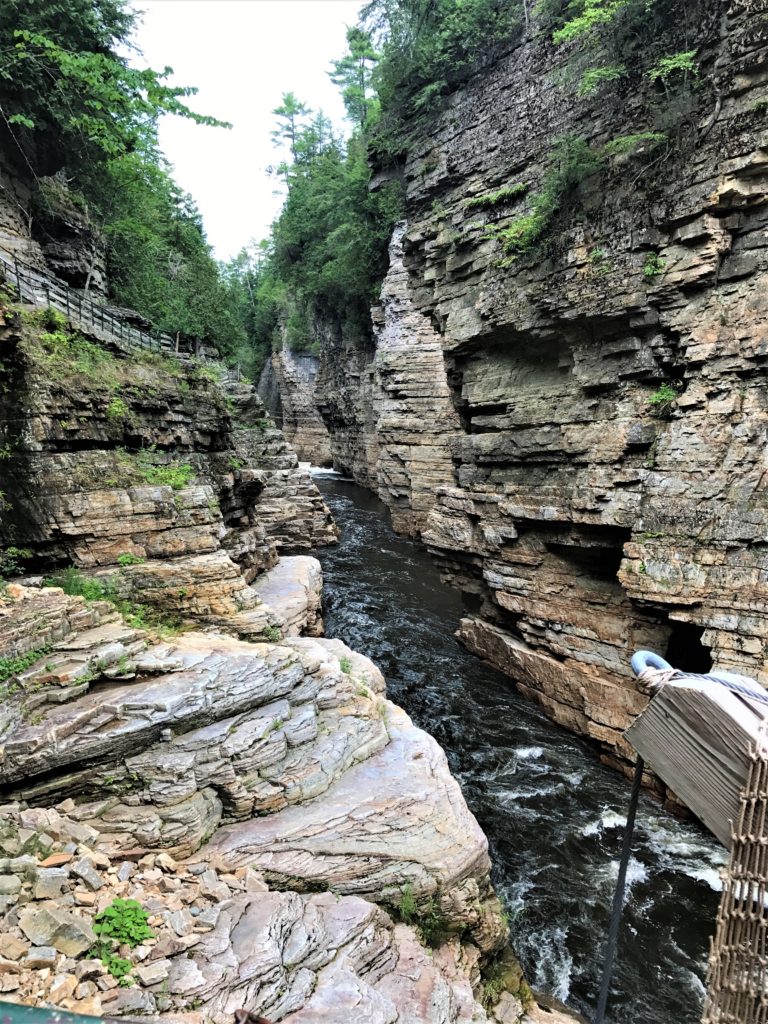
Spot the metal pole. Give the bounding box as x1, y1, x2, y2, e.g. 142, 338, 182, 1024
593, 755, 645, 1024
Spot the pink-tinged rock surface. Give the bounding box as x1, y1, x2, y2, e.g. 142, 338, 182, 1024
204, 699, 503, 950
251, 554, 324, 637
0, 586, 512, 1021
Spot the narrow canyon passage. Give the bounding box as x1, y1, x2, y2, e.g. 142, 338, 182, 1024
314, 473, 726, 1024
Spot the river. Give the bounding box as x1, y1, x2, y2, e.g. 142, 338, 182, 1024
312, 473, 724, 1024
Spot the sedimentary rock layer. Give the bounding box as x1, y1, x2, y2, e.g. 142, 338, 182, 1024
0, 309, 337, 639
310, 0, 768, 774
0, 584, 517, 1022
259, 349, 333, 466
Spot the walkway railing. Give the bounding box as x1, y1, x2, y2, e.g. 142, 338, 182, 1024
0, 247, 197, 360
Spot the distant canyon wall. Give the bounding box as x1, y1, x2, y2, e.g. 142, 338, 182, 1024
259, 349, 333, 467
265, 0, 768, 782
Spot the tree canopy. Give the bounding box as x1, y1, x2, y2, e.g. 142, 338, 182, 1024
0, 0, 248, 360
0, 0, 227, 175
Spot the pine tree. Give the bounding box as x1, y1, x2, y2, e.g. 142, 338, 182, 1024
270, 91, 312, 161
329, 27, 379, 130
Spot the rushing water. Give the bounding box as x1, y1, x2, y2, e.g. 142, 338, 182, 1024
312, 473, 725, 1024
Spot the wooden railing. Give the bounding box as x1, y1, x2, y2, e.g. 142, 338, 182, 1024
0, 247, 199, 360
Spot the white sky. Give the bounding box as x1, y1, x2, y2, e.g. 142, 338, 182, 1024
129, 0, 363, 260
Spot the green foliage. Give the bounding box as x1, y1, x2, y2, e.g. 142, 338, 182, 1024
45, 566, 110, 602
266, 123, 404, 348
0, 646, 50, 686
392, 883, 449, 946
552, 0, 630, 45
116, 552, 144, 566
118, 447, 195, 490
36, 325, 121, 386
106, 397, 129, 422
647, 381, 680, 417
43, 567, 181, 635
94, 898, 153, 947
0, 3, 250, 362
464, 183, 529, 211
91, 898, 153, 986
329, 27, 380, 130
263, 625, 282, 642
396, 882, 418, 923
227, 456, 245, 470
339, 655, 353, 674
588, 247, 611, 274
602, 132, 667, 157
493, 135, 603, 256
577, 63, 626, 96
418, 899, 450, 947
80, 153, 248, 357
271, 91, 312, 163
547, 0, 704, 144
0, 1, 227, 179
362, 0, 523, 155
648, 50, 698, 83
0, 546, 33, 581
92, 943, 134, 986
643, 252, 666, 278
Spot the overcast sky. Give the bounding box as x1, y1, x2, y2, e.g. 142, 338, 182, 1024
129, 0, 363, 260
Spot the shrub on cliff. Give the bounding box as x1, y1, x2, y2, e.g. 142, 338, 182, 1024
0, 1, 225, 180
362, 0, 524, 156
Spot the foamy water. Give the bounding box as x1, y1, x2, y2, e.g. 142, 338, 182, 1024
315, 478, 723, 1024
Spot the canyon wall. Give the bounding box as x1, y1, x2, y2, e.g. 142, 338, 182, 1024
0, 299, 337, 640
0, 282, 529, 1020
259, 349, 333, 466
0, 146, 107, 294
307, 0, 768, 778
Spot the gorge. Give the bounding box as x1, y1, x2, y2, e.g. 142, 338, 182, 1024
262, 0, 768, 796
1, 0, 767, 1021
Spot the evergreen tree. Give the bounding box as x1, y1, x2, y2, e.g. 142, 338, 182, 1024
270, 92, 312, 161
329, 27, 380, 130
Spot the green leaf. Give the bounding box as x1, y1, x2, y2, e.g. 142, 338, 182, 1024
7, 113, 35, 129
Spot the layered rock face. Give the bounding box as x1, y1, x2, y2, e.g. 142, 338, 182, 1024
0, 149, 107, 293
312, 0, 768, 773
0, 584, 521, 1022
0, 301, 532, 1020
0, 306, 337, 640
259, 349, 333, 466
316, 227, 462, 534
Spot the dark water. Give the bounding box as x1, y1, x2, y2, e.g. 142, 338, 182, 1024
313, 473, 723, 1024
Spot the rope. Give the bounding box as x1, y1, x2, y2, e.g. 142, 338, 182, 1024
593, 754, 645, 1024
637, 666, 768, 708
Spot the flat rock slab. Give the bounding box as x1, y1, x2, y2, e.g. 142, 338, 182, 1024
203, 701, 496, 940
252, 555, 323, 636
0, 633, 304, 785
